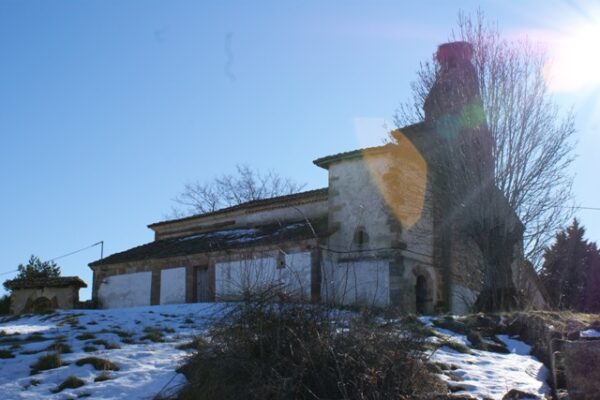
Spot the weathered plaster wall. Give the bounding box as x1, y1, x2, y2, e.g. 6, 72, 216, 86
214, 250, 313, 300
159, 267, 186, 305
327, 156, 393, 252
98, 271, 152, 308
449, 233, 484, 313
322, 258, 389, 306
215, 256, 277, 299
10, 287, 78, 314
282, 251, 312, 299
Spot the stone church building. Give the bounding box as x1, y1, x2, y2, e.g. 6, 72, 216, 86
89, 42, 545, 314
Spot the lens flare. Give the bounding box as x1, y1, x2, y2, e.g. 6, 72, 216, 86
545, 24, 600, 92
363, 131, 428, 230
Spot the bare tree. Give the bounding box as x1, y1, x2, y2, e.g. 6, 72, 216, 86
394, 10, 576, 268
171, 164, 306, 217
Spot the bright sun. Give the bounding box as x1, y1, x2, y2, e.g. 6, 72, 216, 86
545, 20, 600, 92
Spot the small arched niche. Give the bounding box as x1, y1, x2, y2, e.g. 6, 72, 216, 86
353, 226, 370, 247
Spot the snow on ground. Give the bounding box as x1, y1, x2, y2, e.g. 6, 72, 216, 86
0, 306, 553, 400
0, 303, 224, 399
423, 318, 551, 400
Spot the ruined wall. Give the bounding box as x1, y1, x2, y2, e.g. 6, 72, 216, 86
10, 286, 78, 314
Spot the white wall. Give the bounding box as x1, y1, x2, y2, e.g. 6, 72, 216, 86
450, 285, 477, 314
98, 271, 152, 309
283, 251, 312, 299
160, 267, 186, 305
215, 252, 312, 299
322, 258, 389, 306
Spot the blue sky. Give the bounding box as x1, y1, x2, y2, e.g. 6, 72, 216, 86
1, 1, 599, 299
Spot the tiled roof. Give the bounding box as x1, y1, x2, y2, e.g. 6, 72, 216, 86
90, 218, 328, 267
148, 188, 328, 228
4, 276, 87, 290
312, 144, 396, 169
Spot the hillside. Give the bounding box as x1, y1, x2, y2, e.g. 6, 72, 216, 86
0, 305, 558, 399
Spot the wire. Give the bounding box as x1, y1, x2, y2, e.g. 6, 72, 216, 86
567, 206, 600, 211
48, 242, 103, 262
0, 241, 103, 279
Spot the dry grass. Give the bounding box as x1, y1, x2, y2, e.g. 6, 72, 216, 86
178, 287, 446, 400
52, 375, 85, 393
75, 356, 119, 371
0, 349, 15, 358
94, 371, 113, 382
30, 352, 62, 374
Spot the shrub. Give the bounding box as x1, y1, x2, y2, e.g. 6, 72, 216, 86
52, 375, 85, 393
31, 352, 62, 374
75, 356, 119, 371
178, 287, 446, 400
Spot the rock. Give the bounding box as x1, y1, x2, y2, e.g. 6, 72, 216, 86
501, 389, 540, 399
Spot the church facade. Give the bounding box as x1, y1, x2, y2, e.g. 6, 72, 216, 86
89, 42, 545, 314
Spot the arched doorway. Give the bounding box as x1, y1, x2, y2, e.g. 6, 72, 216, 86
415, 275, 428, 314
26, 296, 54, 314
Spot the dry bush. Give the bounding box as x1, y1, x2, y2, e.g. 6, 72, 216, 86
75, 356, 119, 371
178, 286, 445, 400
52, 375, 85, 393
30, 352, 62, 374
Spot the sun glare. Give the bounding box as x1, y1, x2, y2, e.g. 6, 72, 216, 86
545, 20, 600, 92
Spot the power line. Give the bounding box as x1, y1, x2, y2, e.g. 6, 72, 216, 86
0, 241, 104, 278
48, 241, 104, 262
568, 206, 600, 211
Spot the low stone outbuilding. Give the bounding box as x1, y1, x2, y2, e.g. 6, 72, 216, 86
4, 276, 87, 314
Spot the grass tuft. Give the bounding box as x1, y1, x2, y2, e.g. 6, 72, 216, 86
30, 352, 62, 374
83, 345, 98, 353
75, 356, 119, 371
0, 349, 15, 358
76, 333, 96, 340
52, 375, 85, 393
94, 372, 112, 382
141, 327, 164, 343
